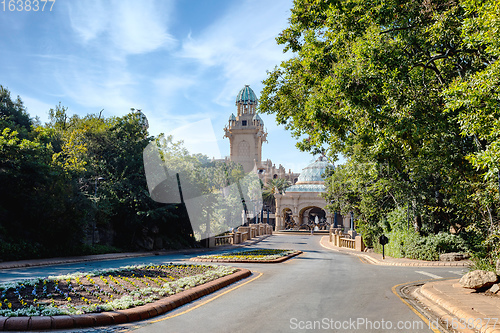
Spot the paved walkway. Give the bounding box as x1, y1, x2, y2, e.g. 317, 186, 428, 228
416, 279, 500, 333
2, 234, 499, 333
320, 236, 500, 333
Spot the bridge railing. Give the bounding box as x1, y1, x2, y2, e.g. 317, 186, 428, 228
340, 237, 355, 249
214, 234, 233, 246
330, 229, 365, 252
212, 224, 273, 246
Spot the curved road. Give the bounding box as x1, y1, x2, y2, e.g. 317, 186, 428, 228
0, 234, 466, 332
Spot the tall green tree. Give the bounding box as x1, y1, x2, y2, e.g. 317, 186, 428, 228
0, 86, 32, 135
444, 0, 500, 230
0, 90, 88, 260
260, 0, 496, 240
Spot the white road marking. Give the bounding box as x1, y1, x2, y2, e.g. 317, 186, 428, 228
448, 270, 464, 275
415, 271, 443, 279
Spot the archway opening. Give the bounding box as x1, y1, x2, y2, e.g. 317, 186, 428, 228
299, 206, 328, 230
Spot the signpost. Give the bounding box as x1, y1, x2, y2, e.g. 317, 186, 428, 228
379, 234, 389, 259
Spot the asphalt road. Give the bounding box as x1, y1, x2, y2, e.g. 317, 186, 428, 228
0, 234, 467, 333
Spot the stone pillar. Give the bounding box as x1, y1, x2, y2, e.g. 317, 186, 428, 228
355, 235, 365, 252
249, 224, 257, 238
275, 194, 282, 231
233, 232, 241, 244
334, 233, 341, 247
275, 214, 282, 231
326, 212, 333, 230
238, 226, 250, 241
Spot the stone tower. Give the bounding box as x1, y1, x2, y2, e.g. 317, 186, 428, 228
224, 85, 267, 173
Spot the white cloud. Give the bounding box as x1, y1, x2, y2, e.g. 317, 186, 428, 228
53, 57, 136, 116
170, 119, 221, 159
21, 96, 55, 124
153, 75, 196, 99
68, 0, 176, 56
109, 1, 176, 54
178, 0, 293, 106
67, 0, 108, 43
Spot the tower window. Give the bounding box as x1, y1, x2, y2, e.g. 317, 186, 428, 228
242, 120, 247, 126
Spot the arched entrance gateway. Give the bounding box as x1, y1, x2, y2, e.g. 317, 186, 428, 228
275, 156, 350, 231
299, 206, 328, 230
222, 85, 351, 231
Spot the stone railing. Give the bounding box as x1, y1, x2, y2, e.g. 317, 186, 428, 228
329, 228, 365, 252
212, 224, 273, 247
215, 234, 233, 246
340, 237, 355, 249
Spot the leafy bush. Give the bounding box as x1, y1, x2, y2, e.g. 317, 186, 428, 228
373, 208, 469, 261
469, 254, 498, 272
467, 225, 500, 272
0, 240, 45, 261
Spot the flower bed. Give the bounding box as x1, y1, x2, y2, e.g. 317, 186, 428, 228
192, 249, 300, 262
0, 264, 236, 317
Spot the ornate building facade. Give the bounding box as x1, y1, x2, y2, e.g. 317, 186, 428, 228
224, 85, 299, 184
224, 85, 349, 231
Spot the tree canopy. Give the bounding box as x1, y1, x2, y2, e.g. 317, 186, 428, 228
0, 86, 197, 260
260, 0, 500, 261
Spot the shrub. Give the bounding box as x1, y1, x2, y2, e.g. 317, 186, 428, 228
468, 225, 500, 272
373, 208, 469, 261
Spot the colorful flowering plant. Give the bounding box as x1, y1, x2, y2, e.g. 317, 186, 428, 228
0, 264, 236, 317
196, 249, 296, 260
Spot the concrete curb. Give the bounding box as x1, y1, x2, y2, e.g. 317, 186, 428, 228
0, 268, 251, 331
411, 284, 477, 333
319, 236, 470, 267
417, 279, 500, 333
0, 252, 157, 270
189, 251, 303, 263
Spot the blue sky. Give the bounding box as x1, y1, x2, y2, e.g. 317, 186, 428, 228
0, 0, 330, 172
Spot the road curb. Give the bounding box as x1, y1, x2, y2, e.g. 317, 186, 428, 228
0, 268, 251, 331
189, 250, 303, 263
411, 283, 475, 333
417, 279, 500, 333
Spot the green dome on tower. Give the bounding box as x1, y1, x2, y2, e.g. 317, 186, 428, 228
286, 156, 332, 192
236, 85, 258, 105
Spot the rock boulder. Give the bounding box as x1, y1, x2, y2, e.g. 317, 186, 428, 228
459, 270, 499, 290
489, 283, 500, 294
439, 252, 469, 261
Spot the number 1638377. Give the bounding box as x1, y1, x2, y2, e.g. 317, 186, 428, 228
1, 0, 56, 12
